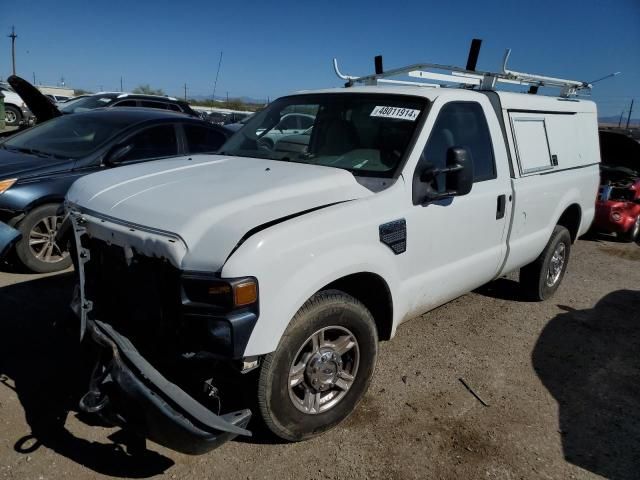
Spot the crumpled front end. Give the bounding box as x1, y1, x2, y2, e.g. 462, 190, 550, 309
83, 320, 251, 455
68, 208, 254, 455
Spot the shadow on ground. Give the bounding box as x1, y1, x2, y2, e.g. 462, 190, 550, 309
532, 289, 640, 480
473, 277, 531, 302
0, 274, 174, 477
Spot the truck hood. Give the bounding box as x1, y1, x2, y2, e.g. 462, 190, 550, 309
67, 155, 372, 270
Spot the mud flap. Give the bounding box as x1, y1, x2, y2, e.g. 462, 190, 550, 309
80, 320, 252, 455
0, 221, 21, 262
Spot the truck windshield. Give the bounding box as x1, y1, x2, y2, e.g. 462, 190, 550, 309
221, 93, 427, 177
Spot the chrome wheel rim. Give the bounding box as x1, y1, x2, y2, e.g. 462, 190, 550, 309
632, 216, 640, 239
29, 216, 68, 263
288, 326, 359, 415
5, 110, 17, 124
546, 242, 566, 287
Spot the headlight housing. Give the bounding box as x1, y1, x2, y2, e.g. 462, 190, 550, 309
0, 178, 17, 194
182, 274, 258, 311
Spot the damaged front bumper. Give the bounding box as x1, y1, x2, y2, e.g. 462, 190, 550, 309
0, 221, 21, 262
81, 319, 252, 455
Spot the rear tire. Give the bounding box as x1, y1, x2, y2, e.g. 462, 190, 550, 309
257, 289, 378, 441
15, 204, 72, 273
520, 225, 571, 301
617, 215, 640, 243
5, 105, 22, 127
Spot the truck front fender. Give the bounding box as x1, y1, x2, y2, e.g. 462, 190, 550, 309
223, 227, 404, 357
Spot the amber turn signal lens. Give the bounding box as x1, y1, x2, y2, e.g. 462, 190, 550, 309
0, 178, 17, 194
234, 281, 258, 306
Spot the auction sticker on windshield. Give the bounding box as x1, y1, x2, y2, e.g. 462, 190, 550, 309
370, 106, 420, 121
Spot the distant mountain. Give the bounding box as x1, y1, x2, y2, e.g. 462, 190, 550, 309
598, 115, 640, 126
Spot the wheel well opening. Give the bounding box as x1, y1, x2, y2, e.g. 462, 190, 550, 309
557, 204, 582, 242
323, 273, 393, 341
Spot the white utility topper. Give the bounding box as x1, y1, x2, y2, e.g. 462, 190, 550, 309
63, 40, 600, 454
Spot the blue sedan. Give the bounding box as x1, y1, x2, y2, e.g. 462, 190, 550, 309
0, 108, 231, 272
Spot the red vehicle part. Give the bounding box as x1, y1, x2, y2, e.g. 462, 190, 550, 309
594, 131, 640, 242
593, 186, 640, 234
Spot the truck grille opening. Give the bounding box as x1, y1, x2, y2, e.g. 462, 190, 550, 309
82, 237, 183, 363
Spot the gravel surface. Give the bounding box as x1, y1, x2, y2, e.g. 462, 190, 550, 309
0, 235, 638, 480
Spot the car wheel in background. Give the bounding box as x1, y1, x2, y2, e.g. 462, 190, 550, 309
5, 105, 22, 127
520, 225, 572, 301
617, 215, 640, 243
15, 204, 72, 273
257, 289, 378, 441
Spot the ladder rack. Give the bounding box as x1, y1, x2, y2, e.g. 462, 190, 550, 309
333, 40, 592, 98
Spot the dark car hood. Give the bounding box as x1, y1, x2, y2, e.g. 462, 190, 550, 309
0, 148, 73, 179
8, 75, 62, 123
599, 131, 640, 172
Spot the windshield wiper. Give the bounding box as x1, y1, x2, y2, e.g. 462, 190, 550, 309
3, 145, 67, 159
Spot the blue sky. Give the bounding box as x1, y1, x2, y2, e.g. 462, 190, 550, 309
3, 0, 639, 117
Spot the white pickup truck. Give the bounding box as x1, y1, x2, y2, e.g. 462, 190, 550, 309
59, 56, 599, 454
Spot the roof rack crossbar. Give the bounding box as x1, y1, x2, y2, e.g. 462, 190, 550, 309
333, 43, 592, 97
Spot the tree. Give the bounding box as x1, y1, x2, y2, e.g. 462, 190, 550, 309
132, 84, 165, 96
73, 88, 92, 96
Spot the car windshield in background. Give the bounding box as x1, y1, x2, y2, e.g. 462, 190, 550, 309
59, 94, 118, 113
222, 93, 427, 177
1, 113, 135, 159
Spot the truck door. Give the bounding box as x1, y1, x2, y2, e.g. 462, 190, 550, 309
403, 100, 512, 315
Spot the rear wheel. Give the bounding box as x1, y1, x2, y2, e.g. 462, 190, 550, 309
15, 204, 72, 273
617, 215, 640, 243
257, 290, 378, 441
520, 225, 571, 301
5, 105, 22, 127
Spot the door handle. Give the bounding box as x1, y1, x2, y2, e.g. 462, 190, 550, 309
496, 194, 506, 220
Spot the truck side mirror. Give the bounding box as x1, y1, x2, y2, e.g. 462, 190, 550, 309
446, 147, 473, 196
418, 147, 474, 202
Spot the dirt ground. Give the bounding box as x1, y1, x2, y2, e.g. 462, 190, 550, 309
0, 234, 638, 480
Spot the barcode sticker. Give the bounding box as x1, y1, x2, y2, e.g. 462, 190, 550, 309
370, 106, 420, 121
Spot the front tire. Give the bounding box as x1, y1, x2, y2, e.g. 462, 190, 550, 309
257, 290, 378, 441
520, 225, 571, 301
5, 105, 22, 127
15, 204, 72, 273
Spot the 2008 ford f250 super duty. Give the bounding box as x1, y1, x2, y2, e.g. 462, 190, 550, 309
40, 58, 600, 454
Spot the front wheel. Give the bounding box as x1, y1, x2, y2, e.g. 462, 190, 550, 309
5, 105, 22, 127
520, 225, 571, 301
15, 204, 72, 273
257, 290, 378, 441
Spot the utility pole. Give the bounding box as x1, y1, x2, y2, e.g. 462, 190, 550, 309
184, 83, 187, 101
212, 50, 223, 101
226, 91, 229, 103
32, 72, 35, 84
618, 109, 625, 127
120, 76, 123, 92
625, 99, 634, 129
8, 26, 17, 76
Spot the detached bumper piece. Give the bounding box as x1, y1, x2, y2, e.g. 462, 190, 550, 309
80, 320, 252, 455
0, 221, 21, 261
